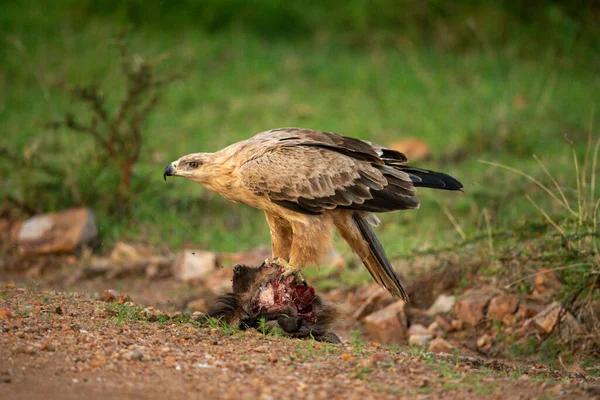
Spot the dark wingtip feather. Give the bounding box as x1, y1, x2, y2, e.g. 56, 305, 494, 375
401, 167, 463, 191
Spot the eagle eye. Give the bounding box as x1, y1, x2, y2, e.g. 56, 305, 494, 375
188, 161, 200, 169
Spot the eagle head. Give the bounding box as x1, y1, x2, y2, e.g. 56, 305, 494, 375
163, 153, 209, 182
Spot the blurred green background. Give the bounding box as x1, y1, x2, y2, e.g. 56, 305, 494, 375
1, 0, 599, 261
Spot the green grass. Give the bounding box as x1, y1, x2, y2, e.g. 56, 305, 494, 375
204, 316, 238, 335
3, 16, 597, 253
100, 303, 145, 325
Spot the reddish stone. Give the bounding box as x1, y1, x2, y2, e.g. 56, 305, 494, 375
409, 333, 432, 347
435, 315, 454, 332
425, 294, 456, 316
363, 301, 408, 345
453, 290, 496, 326
529, 301, 581, 341
477, 333, 493, 351
110, 242, 149, 263
353, 286, 393, 321
487, 294, 520, 321
428, 337, 454, 354
16, 208, 97, 255
516, 302, 542, 320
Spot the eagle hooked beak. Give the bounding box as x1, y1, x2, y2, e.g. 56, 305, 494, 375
163, 163, 176, 181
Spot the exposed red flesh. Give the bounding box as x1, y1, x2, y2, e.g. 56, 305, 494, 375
251, 267, 317, 324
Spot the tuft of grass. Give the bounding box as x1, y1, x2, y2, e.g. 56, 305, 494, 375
15, 307, 31, 318
256, 317, 284, 337
101, 303, 144, 324
349, 330, 366, 355
354, 365, 373, 380
204, 316, 238, 335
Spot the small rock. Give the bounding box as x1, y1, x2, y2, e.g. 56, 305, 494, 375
40, 341, 56, 352
408, 323, 428, 336
428, 337, 454, 354
192, 311, 205, 320
0, 308, 13, 320
388, 138, 430, 161
529, 302, 562, 333
89, 356, 107, 368
173, 250, 219, 282
435, 315, 454, 332
15, 346, 36, 355
99, 289, 119, 302
426, 321, 441, 334
352, 286, 393, 321
528, 301, 581, 341
487, 294, 520, 321
477, 334, 493, 351
363, 301, 407, 344
145, 264, 160, 279
453, 289, 496, 326
533, 269, 563, 297
502, 314, 519, 326
110, 242, 144, 263
425, 294, 455, 316
409, 334, 433, 347
354, 283, 381, 303
130, 349, 144, 361
99, 289, 131, 304
364, 352, 392, 367
515, 302, 542, 320
253, 345, 269, 353
15, 208, 97, 255
124, 346, 145, 361
451, 319, 463, 331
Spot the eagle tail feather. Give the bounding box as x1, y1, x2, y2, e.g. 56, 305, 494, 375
399, 166, 463, 191
353, 213, 409, 302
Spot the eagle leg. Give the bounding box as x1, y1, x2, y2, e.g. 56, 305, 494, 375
270, 257, 307, 285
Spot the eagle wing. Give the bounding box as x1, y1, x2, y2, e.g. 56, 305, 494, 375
239, 128, 419, 215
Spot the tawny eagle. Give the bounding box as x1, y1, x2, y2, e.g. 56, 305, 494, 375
164, 128, 462, 301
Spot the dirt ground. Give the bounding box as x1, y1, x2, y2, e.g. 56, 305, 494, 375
1, 285, 598, 400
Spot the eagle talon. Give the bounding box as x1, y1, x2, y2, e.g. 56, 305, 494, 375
270, 258, 305, 284
278, 269, 306, 285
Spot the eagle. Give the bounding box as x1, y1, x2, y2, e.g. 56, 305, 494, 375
164, 128, 463, 301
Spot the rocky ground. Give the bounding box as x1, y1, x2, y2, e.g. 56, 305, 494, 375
2, 209, 599, 399
2, 285, 598, 400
